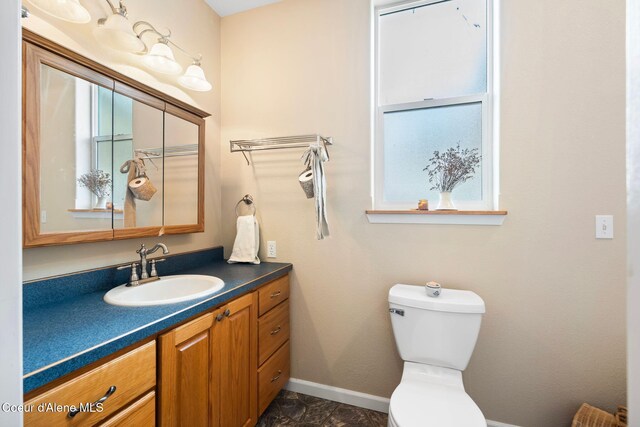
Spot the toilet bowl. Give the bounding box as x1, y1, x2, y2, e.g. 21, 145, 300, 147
388, 284, 486, 427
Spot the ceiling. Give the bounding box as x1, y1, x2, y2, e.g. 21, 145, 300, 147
204, 0, 282, 17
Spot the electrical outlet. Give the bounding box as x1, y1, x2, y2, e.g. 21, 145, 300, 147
41, 210, 47, 224
595, 215, 614, 239
267, 241, 277, 258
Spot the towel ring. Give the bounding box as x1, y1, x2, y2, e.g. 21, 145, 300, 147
235, 194, 256, 217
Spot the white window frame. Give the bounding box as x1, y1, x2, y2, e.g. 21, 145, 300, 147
372, 0, 496, 212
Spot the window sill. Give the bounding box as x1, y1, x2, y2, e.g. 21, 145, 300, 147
68, 208, 124, 220
365, 210, 508, 225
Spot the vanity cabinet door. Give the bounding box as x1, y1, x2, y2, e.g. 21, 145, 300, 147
159, 312, 218, 427
112, 83, 165, 239
159, 294, 257, 427
213, 293, 258, 427
162, 105, 205, 234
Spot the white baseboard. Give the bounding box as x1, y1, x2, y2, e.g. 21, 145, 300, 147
285, 378, 391, 413
284, 378, 520, 427
487, 421, 521, 427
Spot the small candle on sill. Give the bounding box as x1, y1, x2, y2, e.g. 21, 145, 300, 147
418, 199, 429, 210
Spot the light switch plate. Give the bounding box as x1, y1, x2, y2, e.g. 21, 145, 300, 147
595, 215, 614, 239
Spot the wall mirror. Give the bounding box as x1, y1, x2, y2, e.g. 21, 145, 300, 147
23, 30, 208, 247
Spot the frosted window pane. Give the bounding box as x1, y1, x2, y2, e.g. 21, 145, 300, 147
383, 102, 483, 203
379, 0, 487, 105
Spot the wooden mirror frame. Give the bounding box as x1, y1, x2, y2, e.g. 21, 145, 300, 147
22, 30, 209, 248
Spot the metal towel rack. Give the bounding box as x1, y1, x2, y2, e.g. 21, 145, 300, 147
230, 134, 333, 165
135, 144, 199, 159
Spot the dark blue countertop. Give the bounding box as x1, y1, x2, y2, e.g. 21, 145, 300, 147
23, 247, 292, 393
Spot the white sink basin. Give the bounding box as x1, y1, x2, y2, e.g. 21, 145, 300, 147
104, 275, 225, 307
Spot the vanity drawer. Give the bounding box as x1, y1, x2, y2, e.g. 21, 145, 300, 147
258, 341, 290, 415
98, 391, 155, 427
258, 275, 289, 316
258, 300, 290, 365
25, 341, 156, 426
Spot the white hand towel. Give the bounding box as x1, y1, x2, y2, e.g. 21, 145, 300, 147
228, 215, 260, 264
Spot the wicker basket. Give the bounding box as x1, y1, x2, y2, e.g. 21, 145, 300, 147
572, 403, 628, 427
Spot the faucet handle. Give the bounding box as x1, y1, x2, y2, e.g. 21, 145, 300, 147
149, 259, 166, 278
117, 262, 137, 272
136, 243, 146, 254
118, 262, 140, 286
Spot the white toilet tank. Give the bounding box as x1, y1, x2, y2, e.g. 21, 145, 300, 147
389, 284, 485, 371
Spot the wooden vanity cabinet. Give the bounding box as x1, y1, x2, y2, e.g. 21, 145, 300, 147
158, 292, 258, 427
24, 274, 290, 427
256, 276, 291, 415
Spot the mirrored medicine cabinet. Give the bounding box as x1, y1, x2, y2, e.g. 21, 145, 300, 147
22, 30, 208, 248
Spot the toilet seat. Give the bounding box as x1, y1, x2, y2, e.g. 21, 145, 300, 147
389, 364, 486, 427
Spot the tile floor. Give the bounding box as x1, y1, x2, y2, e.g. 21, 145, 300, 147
257, 390, 388, 426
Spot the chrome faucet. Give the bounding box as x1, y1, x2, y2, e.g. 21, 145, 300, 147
136, 243, 169, 279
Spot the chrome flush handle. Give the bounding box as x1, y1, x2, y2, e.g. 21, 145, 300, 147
389, 308, 405, 316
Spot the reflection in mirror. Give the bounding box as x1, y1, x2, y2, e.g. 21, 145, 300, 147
164, 113, 199, 226
112, 93, 164, 229
39, 64, 113, 233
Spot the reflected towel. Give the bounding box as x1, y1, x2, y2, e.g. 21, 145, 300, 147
228, 215, 260, 264
120, 160, 137, 228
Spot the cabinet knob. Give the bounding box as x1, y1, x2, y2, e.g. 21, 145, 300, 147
216, 313, 224, 322
224, 309, 231, 317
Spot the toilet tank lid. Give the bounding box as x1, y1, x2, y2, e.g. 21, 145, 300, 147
389, 284, 485, 314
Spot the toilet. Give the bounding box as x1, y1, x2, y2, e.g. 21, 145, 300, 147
388, 284, 487, 427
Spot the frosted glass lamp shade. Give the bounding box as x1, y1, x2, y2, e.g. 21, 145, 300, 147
29, 0, 91, 23
178, 64, 213, 92
93, 13, 145, 53
142, 42, 183, 75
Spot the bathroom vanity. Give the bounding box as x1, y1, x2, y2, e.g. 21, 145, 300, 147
22, 248, 292, 426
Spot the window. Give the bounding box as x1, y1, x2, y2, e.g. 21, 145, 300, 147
374, 0, 495, 211
94, 89, 134, 211
73, 85, 134, 211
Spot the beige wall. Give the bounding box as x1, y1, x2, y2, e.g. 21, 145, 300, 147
22, 0, 222, 281
221, 1, 627, 425
628, 0, 640, 424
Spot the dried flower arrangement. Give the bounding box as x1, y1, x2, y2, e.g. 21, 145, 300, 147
424, 143, 481, 193
77, 170, 111, 198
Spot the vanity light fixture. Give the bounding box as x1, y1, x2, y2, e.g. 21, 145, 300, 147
94, 0, 145, 53
178, 60, 213, 92
28, 0, 90, 24
134, 22, 212, 91
90, 1, 213, 92
142, 39, 183, 75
